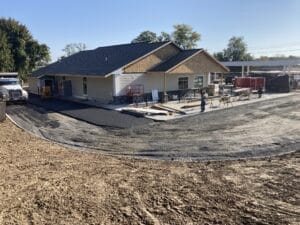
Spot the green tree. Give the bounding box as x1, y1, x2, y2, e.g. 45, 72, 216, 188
172, 24, 200, 49
131, 31, 158, 43
158, 31, 171, 42
214, 36, 253, 61
62, 42, 87, 57
0, 31, 13, 72
213, 51, 226, 61
132, 24, 201, 49
258, 55, 300, 61
0, 18, 50, 80
26, 40, 50, 76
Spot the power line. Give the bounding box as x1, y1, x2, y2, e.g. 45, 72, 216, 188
249, 48, 300, 54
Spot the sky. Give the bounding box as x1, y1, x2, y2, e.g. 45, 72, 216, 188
1, 0, 300, 61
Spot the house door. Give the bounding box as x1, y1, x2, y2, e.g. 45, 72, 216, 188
44, 79, 53, 88
44, 79, 53, 95
63, 80, 72, 97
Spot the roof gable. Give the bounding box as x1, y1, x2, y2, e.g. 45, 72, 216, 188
150, 49, 202, 72
168, 50, 229, 74
123, 42, 181, 73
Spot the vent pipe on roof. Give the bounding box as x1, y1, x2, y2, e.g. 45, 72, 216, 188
105, 56, 108, 63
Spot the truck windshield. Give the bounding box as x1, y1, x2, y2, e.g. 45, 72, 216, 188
0, 80, 19, 86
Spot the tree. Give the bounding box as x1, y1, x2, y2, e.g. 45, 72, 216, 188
214, 36, 253, 61
158, 31, 171, 42
0, 18, 50, 80
62, 42, 87, 57
213, 51, 226, 62
131, 24, 201, 49
26, 40, 50, 71
172, 24, 200, 49
131, 31, 158, 43
258, 55, 300, 61
0, 31, 13, 72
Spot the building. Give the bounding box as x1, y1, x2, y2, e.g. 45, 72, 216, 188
222, 59, 300, 92
29, 41, 228, 103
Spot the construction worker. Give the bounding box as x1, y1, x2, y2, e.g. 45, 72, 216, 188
258, 87, 263, 98
200, 90, 206, 112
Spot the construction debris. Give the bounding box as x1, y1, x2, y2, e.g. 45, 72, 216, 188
152, 104, 186, 115
121, 107, 169, 117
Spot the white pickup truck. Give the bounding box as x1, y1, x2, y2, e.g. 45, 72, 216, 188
0, 78, 28, 103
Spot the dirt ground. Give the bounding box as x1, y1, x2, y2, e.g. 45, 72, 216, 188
6, 94, 300, 160
0, 119, 299, 225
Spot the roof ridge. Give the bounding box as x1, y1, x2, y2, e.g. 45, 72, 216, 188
182, 48, 203, 51
93, 41, 170, 51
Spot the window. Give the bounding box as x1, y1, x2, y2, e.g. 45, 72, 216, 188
83, 77, 87, 95
0, 80, 19, 86
178, 77, 188, 90
194, 75, 204, 89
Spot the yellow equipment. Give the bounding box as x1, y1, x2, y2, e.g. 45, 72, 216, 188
41, 86, 52, 99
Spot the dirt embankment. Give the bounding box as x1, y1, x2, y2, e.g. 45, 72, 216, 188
7, 94, 300, 160
0, 119, 299, 225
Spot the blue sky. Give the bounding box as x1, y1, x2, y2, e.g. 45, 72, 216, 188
1, 0, 300, 61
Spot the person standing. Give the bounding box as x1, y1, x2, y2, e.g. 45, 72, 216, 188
258, 87, 263, 98
200, 90, 206, 112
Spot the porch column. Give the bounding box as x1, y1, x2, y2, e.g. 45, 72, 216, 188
221, 73, 223, 85
112, 74, 117, 96
163, 73, 168, 102
241, 66, 245, 77
208, 72, 211, 84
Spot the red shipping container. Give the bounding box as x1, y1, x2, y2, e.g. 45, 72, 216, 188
234, 77, 265, 90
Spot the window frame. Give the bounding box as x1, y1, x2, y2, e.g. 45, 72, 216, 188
178, 77, 189, 90
194, 75, 204, 89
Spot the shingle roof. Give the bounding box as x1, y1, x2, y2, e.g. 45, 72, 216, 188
31, 41, 170, 77
150, 49, 202, 72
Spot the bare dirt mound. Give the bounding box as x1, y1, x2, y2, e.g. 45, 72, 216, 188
0, 120, 299, 224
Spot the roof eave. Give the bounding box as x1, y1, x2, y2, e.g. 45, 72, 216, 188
35, 73, 108, 79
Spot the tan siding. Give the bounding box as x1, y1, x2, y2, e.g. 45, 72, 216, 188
63, 76, 113, 103
65, 76, 83, 98
124, 44, 180, 73
169, 52, 228, 74
87, 77, 113, 103
115, 73, 164, 95
115, 72, 208, 96
165, 74, 209, 91
143, 73, 165, 93
28, 77, 39, 94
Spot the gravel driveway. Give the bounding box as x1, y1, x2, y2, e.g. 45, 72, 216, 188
28, 95, 150, 128
6, 94, 300, 161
